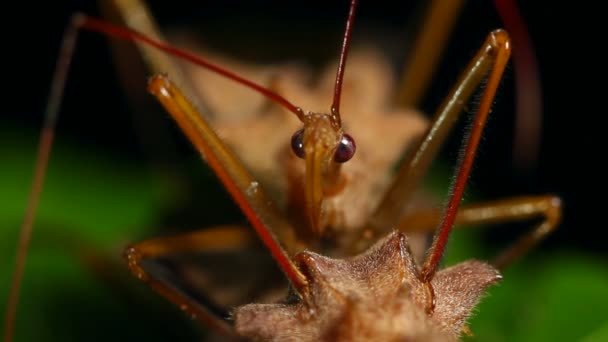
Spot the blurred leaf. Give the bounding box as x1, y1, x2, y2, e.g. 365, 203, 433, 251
0, 132, 201, 341
582, 321, 608, 342
465, 253, 608, 341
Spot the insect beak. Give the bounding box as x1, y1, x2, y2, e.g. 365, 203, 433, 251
304, 142, 328, 236
303, 129, 336, 236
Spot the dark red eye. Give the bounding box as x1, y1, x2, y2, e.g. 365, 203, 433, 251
291, 129, 305, 159
334, 133, 356, 163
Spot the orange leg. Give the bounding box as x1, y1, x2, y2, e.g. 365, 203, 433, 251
100, 0, 211, 116
397, 195, 562, 270
124, 225, 256, 339
397, 0, 466, 107
361, 29, 511, 251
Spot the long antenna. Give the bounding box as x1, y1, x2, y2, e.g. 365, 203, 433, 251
330, 0, 358, 129
79, 15, 306, 121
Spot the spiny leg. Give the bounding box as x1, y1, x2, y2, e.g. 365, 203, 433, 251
397, 195, 561, 270
420, 29, 511, 283
147, 74, 307, 288
412, 30, 510, 315
360, 29, 512, 251
124, 225, 256, 338
397, 0, 465, 107
397, 0, 543, 170
142, 73, 313, 331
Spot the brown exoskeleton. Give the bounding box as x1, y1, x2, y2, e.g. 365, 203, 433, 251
4, 0, 561, 340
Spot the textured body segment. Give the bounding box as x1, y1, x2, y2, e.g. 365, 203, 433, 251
235, 232, 502, 341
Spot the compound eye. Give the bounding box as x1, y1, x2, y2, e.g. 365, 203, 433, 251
334, 133, 356, 163
291, 129, 305, 159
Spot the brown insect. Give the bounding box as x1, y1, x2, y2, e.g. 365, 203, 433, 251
4, 0, 561, 340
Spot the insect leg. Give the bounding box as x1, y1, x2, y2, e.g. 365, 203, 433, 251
3, 18, 80, 342
124, 225, 255, 338
419, 30, 511, 284
100, 0, 211, 116
412, 29, 510, 314
494, 0, 543, 169
147, 75, 308, 292
396, 195, 562, 270
361, 29, 511, 249
397, 0, 466, 107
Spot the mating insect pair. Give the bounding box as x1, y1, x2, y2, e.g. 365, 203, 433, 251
4, 0, 561, 340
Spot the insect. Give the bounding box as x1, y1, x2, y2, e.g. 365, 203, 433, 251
3, 0, 561, 340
